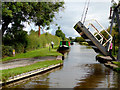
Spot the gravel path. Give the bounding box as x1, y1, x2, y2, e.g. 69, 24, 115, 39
0, 56, 57, 70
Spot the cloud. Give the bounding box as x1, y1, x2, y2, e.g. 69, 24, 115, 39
23, 22, 38, 33
52, 1, 111, 37
23, 1, 111, 38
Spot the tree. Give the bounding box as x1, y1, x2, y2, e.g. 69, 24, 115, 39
2, 2, 64, 53
2, 2, 31, 36
2, 2, 64, 37
69, 37, 72, 41
109, 1, 120, 61
30, 2, 64, 37
75, 37, 85, 42
55, 27, 65, 40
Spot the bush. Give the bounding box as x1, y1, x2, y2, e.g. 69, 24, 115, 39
2, 45, 13, 57
2, 32, 62, 58
75, 37, 85, 42
27, 31, 61, 51
13, 43, 24, 53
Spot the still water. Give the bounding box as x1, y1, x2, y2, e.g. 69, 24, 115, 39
4, 43, 120, 88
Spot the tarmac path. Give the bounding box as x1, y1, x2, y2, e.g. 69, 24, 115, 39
0, 56, 57, 70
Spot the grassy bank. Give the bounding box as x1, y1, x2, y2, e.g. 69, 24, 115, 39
112, 61, 120, 67
2, 33, 62, 58
79, 42, 89, 46
113, 62, 120, 66
1, 60, 63, 82
96, 55, 120, 72
112, 61, 120, 71
2, 46, 62, 62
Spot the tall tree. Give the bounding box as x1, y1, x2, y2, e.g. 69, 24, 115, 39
55, 27, 65, 40
31, 2, 64, 37
110, 1, 120, 60
2, 2, 64, 37
2, 2, 64, 53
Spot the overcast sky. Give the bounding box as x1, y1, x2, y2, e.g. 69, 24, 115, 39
24, 0, 114, 38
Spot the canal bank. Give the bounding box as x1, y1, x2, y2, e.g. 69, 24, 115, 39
2, 43, 120, 88
96, 55, 120, 73
1, 56, 63, 87
1, 60, 63, 87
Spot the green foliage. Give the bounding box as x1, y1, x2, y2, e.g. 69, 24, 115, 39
108, 27, 119, 46
64, 37, 70, 41
69, 37, 75, 42
2, 45, 13, 57
3, 30, 28, 54
2, 2, 64, 36
2, 2, 64, 56
2, 30, 61, 58
112, 61, 120, 72
99, 28, 119, 46
113, 46, 119, 56
79, 42, 89, 46
74, 37, 85, 42
109, 2, 120, 46
112, 61, 120, 67
27, 30, 61, 51
55, 27, 65, 40
110, 1, 120, 33
2, 46, 62, 62
69, 37, 74, 41
32, 2, 64, 28
14, 43, 24, 53
1, 60, 63, 82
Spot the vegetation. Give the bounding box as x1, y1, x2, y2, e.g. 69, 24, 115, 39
74, 37, 88, 45
2, 2, 64, 36
27, 30, 61, 51
79, 42, 89, 46
110, 1, 120, 59
96, 2, 120, 58
2, 32, 62, 58
112, 61, 120, 67
1, 60, 63, 82
2, 2, 64, 57
2, 46, 62, 62
74, 37, 85, 42
55, 26, 65, 40
112, 61, 120, 72
2, 45, 13, 57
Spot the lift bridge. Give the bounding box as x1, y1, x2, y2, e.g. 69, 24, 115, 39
74, 1, 120, 60
74, 19, 112, 56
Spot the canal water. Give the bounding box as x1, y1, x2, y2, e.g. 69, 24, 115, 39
4, 43, 120, 88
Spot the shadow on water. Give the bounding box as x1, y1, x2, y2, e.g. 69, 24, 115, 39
74, 64, 113, 88
73, 61, 120, 88
57, 49, 70, 60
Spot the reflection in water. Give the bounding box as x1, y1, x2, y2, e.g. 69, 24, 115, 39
58, 49, 70, 60
3, 67, 63, 88
74, 64, 112, 88
3, 43, 120, 88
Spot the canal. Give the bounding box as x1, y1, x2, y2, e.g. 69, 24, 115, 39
3, 43, 120, 88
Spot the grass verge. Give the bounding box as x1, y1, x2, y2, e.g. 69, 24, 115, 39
112, 61, 120, 67
112, 61, 120, 72
2, 46, 62, 62
1, 60, 63, 82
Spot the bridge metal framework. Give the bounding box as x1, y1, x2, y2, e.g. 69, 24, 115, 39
74, 19, 112, 56
74, 3, 120, 61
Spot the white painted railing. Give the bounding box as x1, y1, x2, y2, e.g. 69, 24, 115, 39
85, 19, 113, 51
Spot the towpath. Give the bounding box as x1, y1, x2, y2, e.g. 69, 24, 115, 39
0, 56, 57, 70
